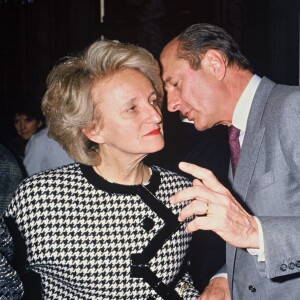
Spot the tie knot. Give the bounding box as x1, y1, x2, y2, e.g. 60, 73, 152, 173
228, 125, 240, 140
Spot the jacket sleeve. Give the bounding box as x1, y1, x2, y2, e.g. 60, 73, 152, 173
254, 90, 300, 279
0, 217, 23, 299
175, 270, 200, 299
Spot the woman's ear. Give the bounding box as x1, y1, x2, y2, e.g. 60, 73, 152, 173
82, 127, 105, 144
205, 49, 227, 80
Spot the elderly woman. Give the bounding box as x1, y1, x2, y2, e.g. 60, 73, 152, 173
0, 40, 199, 299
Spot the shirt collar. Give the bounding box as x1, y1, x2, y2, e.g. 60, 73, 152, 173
232, 74, 261, 132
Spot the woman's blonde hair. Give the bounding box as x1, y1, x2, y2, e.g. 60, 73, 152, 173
42, 40, 163, 165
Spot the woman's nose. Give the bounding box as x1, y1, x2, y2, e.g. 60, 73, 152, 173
146, 105, 162, 123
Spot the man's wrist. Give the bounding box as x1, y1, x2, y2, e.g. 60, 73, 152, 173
210, 272, 228, 281
247, 216, 265, 261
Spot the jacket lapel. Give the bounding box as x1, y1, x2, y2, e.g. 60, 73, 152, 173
227, 77, 276, 286
233, 77, 276, 202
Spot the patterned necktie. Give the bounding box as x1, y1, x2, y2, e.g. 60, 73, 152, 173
228, 125, 241, 176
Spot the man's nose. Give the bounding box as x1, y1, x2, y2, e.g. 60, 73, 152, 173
167, 92, 181, 112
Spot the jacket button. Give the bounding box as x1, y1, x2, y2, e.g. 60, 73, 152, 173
280, 264, 287, 271
296, 260, 300, 268
142, 217, 155, 232
289, 262, 295, 270
248, 285, 256, 293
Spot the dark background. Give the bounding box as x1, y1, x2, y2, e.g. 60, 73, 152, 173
1, 0, 300, 143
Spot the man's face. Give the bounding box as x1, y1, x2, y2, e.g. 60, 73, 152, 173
160, 40, 230, 131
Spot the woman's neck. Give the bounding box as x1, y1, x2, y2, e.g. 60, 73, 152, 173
93, 160, 150, 185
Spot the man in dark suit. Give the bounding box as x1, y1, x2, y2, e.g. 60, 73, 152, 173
160, 23, 300, 299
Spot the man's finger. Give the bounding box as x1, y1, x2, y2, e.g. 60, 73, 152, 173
170, 185, 200, 204
178, 199, 209, 221
179, 162, 229, 194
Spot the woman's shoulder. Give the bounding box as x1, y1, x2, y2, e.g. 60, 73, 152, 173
5, 163, 83, 215
28, 162, 78, 177
150, 165, 192, 185
18, 163, 80, 191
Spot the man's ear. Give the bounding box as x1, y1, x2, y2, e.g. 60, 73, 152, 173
82, 126, 105, 144
205, 49, 227, 80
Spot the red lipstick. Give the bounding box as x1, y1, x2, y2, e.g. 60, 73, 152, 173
145, 129, 161, 136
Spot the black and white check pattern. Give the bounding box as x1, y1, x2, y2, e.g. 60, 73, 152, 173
1, 164, 199, 299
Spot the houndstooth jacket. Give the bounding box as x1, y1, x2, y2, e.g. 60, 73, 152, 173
0, 163, 199, 299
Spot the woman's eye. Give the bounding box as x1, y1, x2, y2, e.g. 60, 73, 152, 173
150, 99, 159, 106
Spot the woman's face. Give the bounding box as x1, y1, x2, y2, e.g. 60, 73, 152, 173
90, 68, 164, 158
14, 113, 41, 140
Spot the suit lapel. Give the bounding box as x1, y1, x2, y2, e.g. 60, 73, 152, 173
227, 77, 276, 286
233, 77, 276, 201
233, 128, 265, 200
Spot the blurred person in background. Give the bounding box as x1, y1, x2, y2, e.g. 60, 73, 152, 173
0, 143, 23, 215
5, 97, 44, 175
24, 127, 74, 176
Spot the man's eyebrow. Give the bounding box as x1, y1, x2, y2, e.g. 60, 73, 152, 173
163, 76, 171, 84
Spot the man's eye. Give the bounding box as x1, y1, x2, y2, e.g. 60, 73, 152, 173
127, 106, 136, 113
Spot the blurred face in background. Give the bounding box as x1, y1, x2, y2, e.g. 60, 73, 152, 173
14, 113, 42, 141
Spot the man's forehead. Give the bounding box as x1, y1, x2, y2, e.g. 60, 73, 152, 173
161, 52, 178, 80
161, 56, 186, 83
160, 39, 179, 61
161, 64, 175, 83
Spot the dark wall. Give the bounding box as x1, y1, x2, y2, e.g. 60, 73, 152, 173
1, 0, 299, 142
239, 0, 300, 85
0, 0, 100, 142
